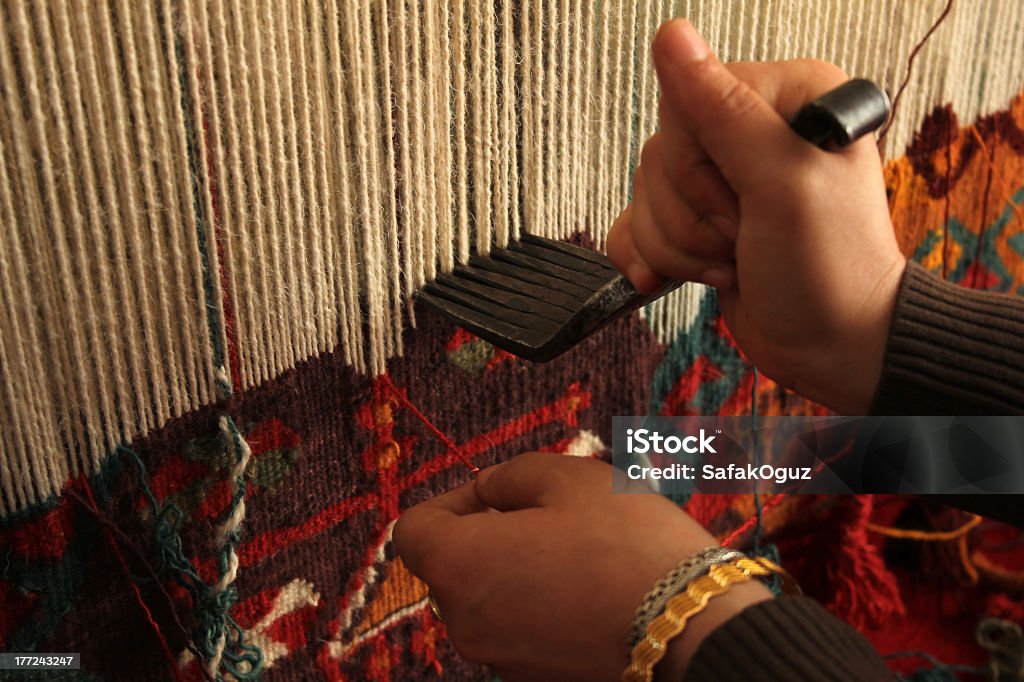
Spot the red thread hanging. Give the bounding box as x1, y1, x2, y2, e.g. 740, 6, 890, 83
380, 375, 480, 474
79, 479, 188, 682
877, 0, 956, 145
970, 127, 1024, 229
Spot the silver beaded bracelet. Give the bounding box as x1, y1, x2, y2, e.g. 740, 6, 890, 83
627, 545, 746, 648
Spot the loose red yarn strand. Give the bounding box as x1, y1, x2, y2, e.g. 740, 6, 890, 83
80, 479, 187, 682
380, 375, 480, 474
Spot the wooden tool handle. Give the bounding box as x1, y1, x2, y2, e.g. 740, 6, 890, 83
789, 78, 890, 149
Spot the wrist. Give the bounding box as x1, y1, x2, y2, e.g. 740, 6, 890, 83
653, 581, 773, 681
802, 255, 907, 414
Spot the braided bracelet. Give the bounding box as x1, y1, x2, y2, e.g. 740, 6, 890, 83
622, 556, 797, 682
627, 545, 744, 648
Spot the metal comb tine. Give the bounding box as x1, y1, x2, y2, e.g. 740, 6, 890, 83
453, 266, 580, 312
519, 234, 617, 268
417, 292, 552, 349
433, 273, 570, 323
489, 249, 609, 290
422, 281, 563, 335
467, 255, 596, 300
509, 241, 617, 278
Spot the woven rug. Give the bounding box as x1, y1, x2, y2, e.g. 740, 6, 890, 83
2, 1, 1024, 680
2, 92, 1023, 681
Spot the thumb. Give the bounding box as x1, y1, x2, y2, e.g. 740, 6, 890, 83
653, 19, 798, 194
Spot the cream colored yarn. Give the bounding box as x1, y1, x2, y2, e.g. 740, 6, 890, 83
1, 0, 1022, 514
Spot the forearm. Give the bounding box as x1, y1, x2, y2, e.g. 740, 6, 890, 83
871, 260, 1024, 415
676, 596, 894, 681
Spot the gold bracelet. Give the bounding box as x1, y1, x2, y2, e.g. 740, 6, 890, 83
621, 557, 796, 682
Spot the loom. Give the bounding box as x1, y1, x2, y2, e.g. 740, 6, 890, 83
1, 1, 1023, 680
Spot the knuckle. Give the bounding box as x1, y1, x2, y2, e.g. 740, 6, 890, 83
667, 219, 725, 260
635, 237, 690, 281
693, 218, 735, 257
643, 191, 690, 246
645, 200, 681, 243
711, 77, 761, 121
669, 221, 704, 252
642, 185, 707, 253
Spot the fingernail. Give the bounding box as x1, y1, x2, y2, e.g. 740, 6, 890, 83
658, 20, 710, 65
699, 267, 735, 290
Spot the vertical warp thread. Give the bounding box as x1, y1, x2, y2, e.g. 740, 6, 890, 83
373, 0, 404, 356
594, 0, 613, 238
207, 0, 256, 388
263, 0, 295, 375
175, 0, 230, 402
556, 0, 570, 239
504, 0, 521, 240
1, 1, 90, 485
0, 40, 49, 512
184, 6, 257, 641
139, 0, 206, 414
3, 0, 1024, 513
306, 0, 341, 355
277, 0, 312, 363
291, 0, 323, 359
116, 0, 187, 421
223, 0, 265, 386
453, 0, 471, 264
325, 0, 364, 372
429, 0, 456, 273
246, 0, 285, 380
542, 0, 557, 237
78, 0, 155, 435
31, 1, 118, 460
578, 2, 596, 244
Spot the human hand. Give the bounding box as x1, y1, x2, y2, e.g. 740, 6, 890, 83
393, 452, 771, 681
606, 19, 906, 414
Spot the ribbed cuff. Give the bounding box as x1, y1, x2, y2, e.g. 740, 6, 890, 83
870, 261, 1024, 415
683, 596, 893, 681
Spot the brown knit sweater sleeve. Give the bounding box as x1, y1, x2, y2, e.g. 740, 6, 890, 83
683, 596, 894, 681
871, 260, 1024, 415
681, 264, 1024, 681
872, 261, 1024, 523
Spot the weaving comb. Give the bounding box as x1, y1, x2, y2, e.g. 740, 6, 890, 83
419, 78, 890, 362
